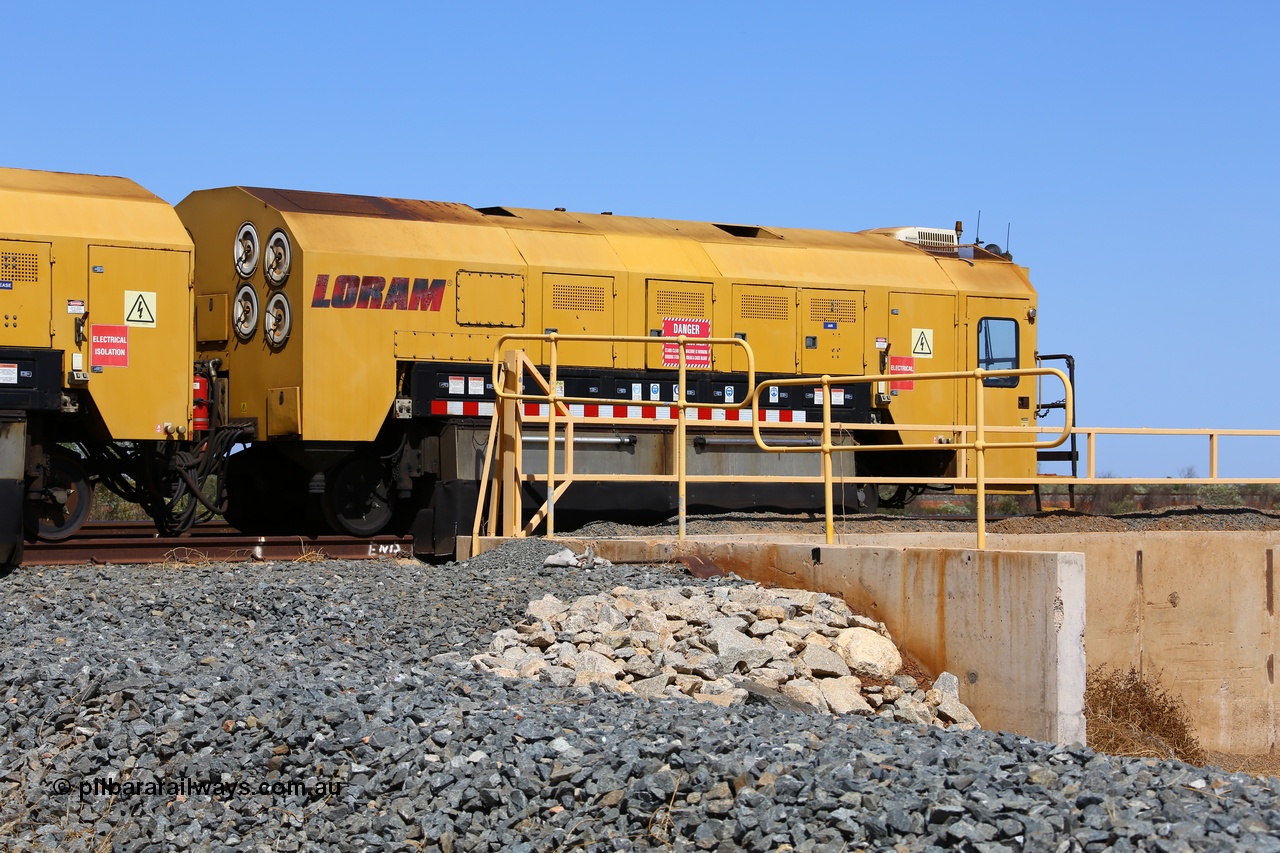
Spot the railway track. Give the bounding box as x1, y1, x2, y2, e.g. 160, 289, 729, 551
21, 521, 415, 566
20, 513, 991, 567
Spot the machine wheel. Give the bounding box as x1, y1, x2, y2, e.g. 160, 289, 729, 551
856, 483, 880, 513
324, 453, 395, 537
27, 450, 93, 541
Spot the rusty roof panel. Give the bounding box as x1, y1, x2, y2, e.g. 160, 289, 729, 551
241, 187, 491, 225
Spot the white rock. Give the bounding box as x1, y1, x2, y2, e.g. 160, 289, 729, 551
934, 671, 962, 699
527, 595, 568, 621
543, 548, 581, 568
936, 692, 980, 727
749, 618, 780, 637
802, 644, 851, 678
834, 627, 902, 679
781, 679, 830, 713
632, 674, 673, 697
707, 617, 773, 672
567, 650, 621, 676
820, 675, 871, 715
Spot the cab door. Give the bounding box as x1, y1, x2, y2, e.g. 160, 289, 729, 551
964, 296, 1035, 479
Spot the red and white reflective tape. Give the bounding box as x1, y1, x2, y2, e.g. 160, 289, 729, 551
429, 399, 812, 422
515, 403, 809, 423
429, 400, 497, 417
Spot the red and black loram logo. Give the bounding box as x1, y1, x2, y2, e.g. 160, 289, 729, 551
311, 275, 445, 310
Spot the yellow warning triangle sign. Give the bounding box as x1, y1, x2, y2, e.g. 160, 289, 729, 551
129, 293, 155, 324
913, 330, 932, 356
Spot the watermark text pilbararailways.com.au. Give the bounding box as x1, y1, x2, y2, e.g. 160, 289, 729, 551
46, 775, 345, 801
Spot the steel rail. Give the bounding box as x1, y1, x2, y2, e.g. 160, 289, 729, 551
22, 525, 414, 566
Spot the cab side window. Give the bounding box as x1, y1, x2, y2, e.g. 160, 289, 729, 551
978, 318, 1018, 387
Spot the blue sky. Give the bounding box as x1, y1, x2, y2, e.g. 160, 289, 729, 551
8, 3, 1278, 477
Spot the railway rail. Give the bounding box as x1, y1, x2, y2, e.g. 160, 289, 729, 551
19, 521, 413, 567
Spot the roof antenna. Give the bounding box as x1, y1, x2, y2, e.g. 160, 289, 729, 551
974, 210, 982, 246
1005, 223, 1011, 253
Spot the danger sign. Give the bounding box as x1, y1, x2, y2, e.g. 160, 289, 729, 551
91, 324, 129, 368
889, 355, 914, 391
662, 317, 711, 368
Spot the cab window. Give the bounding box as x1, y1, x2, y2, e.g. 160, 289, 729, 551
978, 318, 1019, 387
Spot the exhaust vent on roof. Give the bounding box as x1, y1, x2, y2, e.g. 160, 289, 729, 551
714, 223, 782, 240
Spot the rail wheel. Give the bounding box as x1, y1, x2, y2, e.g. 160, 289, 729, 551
323, 453, 395, 537
26, 450, 93, 541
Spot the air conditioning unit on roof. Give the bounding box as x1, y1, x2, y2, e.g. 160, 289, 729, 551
878, 226, 958, 252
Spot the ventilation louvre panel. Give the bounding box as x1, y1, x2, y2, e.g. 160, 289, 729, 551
740, 293, 791, 320
0, 252, 38, 282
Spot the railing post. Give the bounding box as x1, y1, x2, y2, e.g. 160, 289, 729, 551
1209, 433, 1219, 479
500, 351, 522, 537
677, 338, 688, 541
546, 336, 558, 538
821, 375, 834, 545
975, 375, 986, 550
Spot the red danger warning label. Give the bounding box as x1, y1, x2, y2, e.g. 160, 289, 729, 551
661, 317, 711, 368
91, 324, 129, 368
889, 355, 915, 390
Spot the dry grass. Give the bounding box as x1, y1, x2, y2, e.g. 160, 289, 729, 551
1086, 666, 1280, 778
161, 547, 218, 567
292, 543, 329, 563
1085, 666, 1205, 766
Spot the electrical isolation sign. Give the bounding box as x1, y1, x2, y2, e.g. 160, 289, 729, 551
889, 355, 915, 390
91, 325, 129, 367
661, 317, 711, 368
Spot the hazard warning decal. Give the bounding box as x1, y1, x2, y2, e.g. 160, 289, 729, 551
124, 291, 157, 328
910, 328, 933, 358
661, 318, 711, 368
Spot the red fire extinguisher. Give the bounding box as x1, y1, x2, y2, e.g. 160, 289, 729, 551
193, 372, 210, 432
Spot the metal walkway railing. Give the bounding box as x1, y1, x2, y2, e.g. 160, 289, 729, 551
471, 334, 1279, 553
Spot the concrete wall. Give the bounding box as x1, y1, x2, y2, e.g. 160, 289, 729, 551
519, 537, 1087, 745
823, 531, 1279, 755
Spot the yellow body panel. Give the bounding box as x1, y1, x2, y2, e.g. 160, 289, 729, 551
541, 273, 616, 366
178, 186, 1038, 459
0, 167, 193, 439
801, 288, 864, 376
731, 284, 796, 373
0, 240, 52, 348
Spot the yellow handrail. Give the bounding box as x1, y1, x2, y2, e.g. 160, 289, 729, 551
752, 368, 1073, 547
472, 335, 1279, 557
